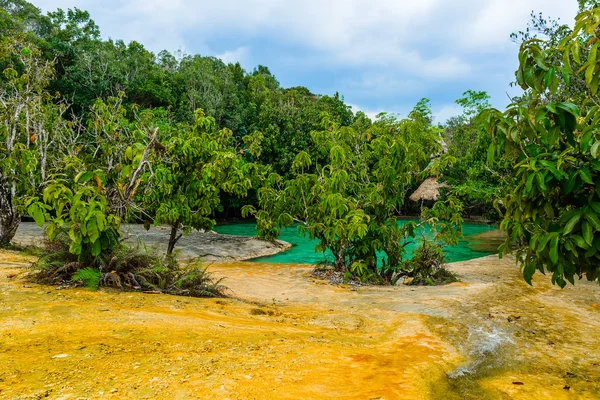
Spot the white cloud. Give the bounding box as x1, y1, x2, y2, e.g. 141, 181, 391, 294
215, 46, 250, 67
458, 0, 577, 50
32, 0, 577, 64
30, 0, 579, 110
347, 103, 387, 120
433, 104, 463, 124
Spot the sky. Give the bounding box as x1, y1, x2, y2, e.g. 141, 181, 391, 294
32, 0, 578, 123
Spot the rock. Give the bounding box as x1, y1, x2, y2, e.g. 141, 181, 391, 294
403, 277, 414, 285
51, 354, 70, 359
507, 314, 521, 322
12, 222, 292, 262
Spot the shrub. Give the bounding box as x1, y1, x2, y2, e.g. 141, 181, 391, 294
403, 240, 458, 286
30, 239, 226, 298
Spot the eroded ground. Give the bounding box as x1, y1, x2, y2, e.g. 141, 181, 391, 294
1, 251, 600, 399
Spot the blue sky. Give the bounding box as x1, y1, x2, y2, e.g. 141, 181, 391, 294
33, 0, 577, 122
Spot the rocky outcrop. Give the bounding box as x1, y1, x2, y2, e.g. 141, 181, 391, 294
12, 222, 291, 262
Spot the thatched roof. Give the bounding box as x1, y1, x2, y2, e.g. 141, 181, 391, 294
409, 178, 449, 202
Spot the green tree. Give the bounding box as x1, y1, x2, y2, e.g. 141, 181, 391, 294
0, 39, 68, 245
245, 105, 441, 282
441, 90, 505, 219
485, 7, 600, 286
145, 109, 263, 254
26, 173, 121, 258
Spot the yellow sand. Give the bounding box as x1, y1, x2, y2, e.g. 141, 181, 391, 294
1, 252, 599, 399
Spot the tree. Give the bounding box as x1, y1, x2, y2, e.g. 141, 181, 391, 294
0, 39, 67, 245
27, 173, 121, 259
440, 90, 505, 219
484, 7, 600, 286
244, 105, 442, 282
145, 109, 263, 254
81, 94, 160, 220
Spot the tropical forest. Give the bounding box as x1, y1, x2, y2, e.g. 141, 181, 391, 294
1, 0, 600, 398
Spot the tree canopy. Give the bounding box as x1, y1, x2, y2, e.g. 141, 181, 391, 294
485, 6, 600, 286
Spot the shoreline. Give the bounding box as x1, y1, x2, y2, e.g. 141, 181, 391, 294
11, 222, 292, 263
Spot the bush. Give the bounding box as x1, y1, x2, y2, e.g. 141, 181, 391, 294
135, 255, 227, 297
30, 238, 226, 298
403, 240, 458, 286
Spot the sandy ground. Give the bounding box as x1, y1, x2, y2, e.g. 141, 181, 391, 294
1, 252, 600, 399
11, 223, 291, 262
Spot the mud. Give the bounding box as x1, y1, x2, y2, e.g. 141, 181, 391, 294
1, 252, 599, 399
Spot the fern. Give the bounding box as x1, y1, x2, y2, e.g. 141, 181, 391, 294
72, 267, 101, 290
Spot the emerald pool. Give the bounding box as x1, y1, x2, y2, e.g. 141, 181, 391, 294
213, 220, 500, 265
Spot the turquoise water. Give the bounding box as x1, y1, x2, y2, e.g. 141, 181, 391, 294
214, 220, 499, 265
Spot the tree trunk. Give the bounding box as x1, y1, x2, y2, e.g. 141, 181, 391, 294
0, 181, 20, 246
166, 223, 182, 255
334, 252, 346, 270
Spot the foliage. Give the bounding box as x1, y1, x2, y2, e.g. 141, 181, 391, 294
441, 91, 505, 220
484, 7, 600, 286
26, 174, 121, 259
399, 197, 464, 286
31, 238, 227, 297
245, 104, 442, 282
144, 108, 263, 254
0, 38, 71, 245
403, 240, 458, 286
421, 196, 464, 246
135, 257, 227, 298
72, 267, 101, 290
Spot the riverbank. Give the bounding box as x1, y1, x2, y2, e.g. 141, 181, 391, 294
1, 252, 599, 399
11, 222, 291, 262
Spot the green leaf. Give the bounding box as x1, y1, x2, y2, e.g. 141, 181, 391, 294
586, 213, 600, 230
538, 232, 559, 252
583, 221, 594, 246
74, 171, 93, 183
580, 168, 594, 184
556, 102, 580, 116
564, 214, 581, 235
525, 173, 535, 194
523, 262, 536, 285
565, 173, 578, 194
535, 173, 547, 191
549, 236, 559, 264
27, 203, 45, 227
90, 239, 101, 257
592, 141, 600, 158
571, 235, 589, 249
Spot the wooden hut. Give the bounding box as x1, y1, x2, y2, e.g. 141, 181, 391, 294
409, 178, 448, 202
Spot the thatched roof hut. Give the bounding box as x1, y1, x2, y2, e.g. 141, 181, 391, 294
409, 178, 448, 202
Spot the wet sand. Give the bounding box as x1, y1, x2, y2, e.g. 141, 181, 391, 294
1, 252, 599, 399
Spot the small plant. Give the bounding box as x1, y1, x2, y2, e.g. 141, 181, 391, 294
403, 240, 458, 286
26, 173, 121, 261
72, 267, 101, 290
400, 196, 464, 286
135, 257, 227, 297
30, 238, 226, 298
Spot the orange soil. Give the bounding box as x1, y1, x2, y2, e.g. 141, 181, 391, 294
1, 252, 600, 399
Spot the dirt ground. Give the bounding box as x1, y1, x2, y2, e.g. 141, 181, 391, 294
1, 251, 600, 399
